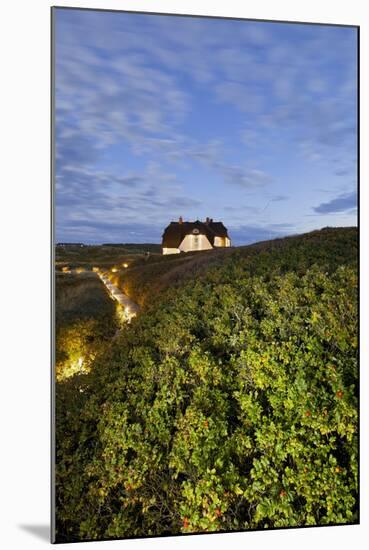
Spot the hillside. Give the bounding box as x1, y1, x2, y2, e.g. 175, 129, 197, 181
56, 272, 115, 323
55, 273, 119, 381
55, 227, 358, 541
114, 227, 357, 306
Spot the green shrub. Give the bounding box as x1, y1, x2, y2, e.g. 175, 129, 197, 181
55, 228, 358, 541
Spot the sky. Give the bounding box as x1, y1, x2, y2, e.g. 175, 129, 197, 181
54, 8, 358, 246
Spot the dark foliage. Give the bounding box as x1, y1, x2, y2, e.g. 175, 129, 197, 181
55, 227, 358, 541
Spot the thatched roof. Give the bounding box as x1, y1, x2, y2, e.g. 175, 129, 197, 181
162, 219, 229, 248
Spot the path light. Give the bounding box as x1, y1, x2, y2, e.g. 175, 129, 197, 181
122, 263, 128, 268
98, 269, 138, 323
111, 267, 118, 273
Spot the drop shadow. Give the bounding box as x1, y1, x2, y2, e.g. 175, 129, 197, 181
18, 524, 50, 542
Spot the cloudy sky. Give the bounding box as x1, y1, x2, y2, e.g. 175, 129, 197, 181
54, 8, 358, 245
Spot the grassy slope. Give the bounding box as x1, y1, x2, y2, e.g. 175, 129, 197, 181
56, 272, 116, 326
117, 227, 358, 307
55, 272, 120, 381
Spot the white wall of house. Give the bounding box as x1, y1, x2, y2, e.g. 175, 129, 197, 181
214, 236, 231, 247
162, 247, 180, 255
163, 233, 230, 255
179, 234, 212, 252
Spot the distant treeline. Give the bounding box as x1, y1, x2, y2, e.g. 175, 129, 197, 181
102, 243, 161, 251
55, 243, 162, 269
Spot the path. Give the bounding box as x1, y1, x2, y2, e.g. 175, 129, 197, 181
97, 271, 140, 323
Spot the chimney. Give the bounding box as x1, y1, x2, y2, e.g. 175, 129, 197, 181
179, 216, 183, 224
205, 217, 210, 224
210, 218, 213, 223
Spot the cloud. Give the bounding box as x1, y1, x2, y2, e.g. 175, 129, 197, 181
229, 223, 292, 246
313, 191, 357, 214
334, 169, 351, 177
224, 205, 259, 214
215, 82, 264, 113
54, 10, 357, 243
55, 36, 190, 166
212, 29, 357, 176
268, 223, 294, 228
57, 220, 164, 244
271, 195, 288, 202
56, 166, 145, 209
55, 162, 203, 241
176, 140, 274, 190
220, 166, 272, 188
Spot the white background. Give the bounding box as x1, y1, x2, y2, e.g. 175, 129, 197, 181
0, 0, 367, 548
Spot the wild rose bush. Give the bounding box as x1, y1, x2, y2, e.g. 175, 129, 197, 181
55, 229, 358, 541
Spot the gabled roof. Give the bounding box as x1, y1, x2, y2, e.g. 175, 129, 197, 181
162, 220, 229, 248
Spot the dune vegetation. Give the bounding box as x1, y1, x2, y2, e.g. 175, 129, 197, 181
55, 227, 358, 541
55, 272, 119, 381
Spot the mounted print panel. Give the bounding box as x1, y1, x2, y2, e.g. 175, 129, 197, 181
52, 6, 358, 544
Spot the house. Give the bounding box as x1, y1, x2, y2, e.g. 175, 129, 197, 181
162, 217, 231, 255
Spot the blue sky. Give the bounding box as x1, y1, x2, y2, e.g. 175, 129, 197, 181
54, 8, 357, 245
